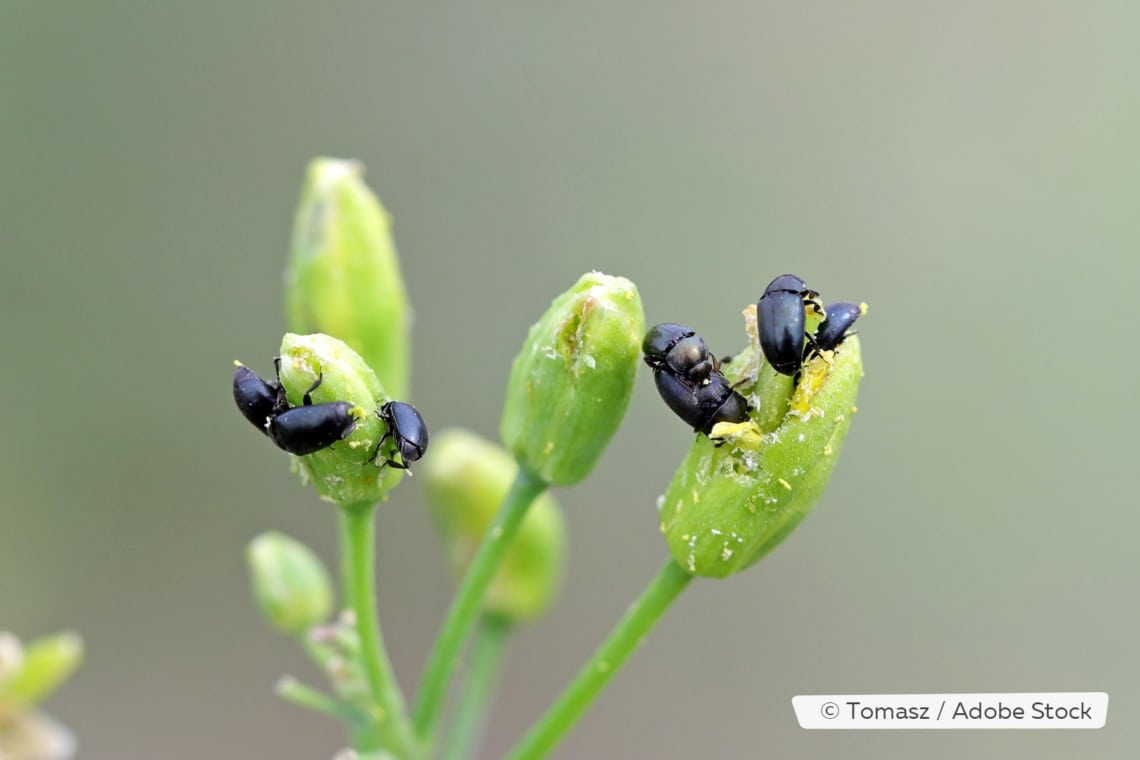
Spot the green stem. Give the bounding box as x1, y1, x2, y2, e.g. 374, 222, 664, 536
503, 560, 693, 760
340, 502, 418, 757
413, 467, 548, 742
440, 613, 512, 760
277, 676, 368, 726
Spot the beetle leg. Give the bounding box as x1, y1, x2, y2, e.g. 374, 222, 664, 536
371, 427, 411, 471
301, 373, 324, 406
371, 428, 391, 465
270, 357, 290, 413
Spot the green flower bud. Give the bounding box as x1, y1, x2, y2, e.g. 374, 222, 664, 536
285, 158, 411, 400
422, 429, 566, 621
0, 632, 82, 708
247, 532, 334, 635
500, 272, 644, 486
277, 333, 404, 504
659, 304, 864, 578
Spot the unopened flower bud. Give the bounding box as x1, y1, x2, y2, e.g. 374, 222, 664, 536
277, 333, 404, 504
659, 305, 864, 578
285, 158, 411, 399
422, 429, 566, 621
500, 272, 644, 486
0, 632, 82, 709
247, 532, 334, 635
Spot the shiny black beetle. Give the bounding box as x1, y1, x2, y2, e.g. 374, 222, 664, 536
756, 274, 822, 376
233, 361, 357, 456
375, 401, 429, 469
642, 322, 719, 385
643, 323, 749, 436
809, 301, 862, 355
653, 369, 749, 435
233, 364, 279, 432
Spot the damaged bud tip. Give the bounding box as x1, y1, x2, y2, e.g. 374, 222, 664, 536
500, 272, 644, 486
659, 303, 864, 578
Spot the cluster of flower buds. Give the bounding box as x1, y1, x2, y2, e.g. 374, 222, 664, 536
226, 154, 870, 759
236, 157, 424, 507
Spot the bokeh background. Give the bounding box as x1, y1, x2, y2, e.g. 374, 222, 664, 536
3, 3, 1139, 758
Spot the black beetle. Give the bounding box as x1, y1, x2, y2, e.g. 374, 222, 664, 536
375, 401, 429, 469
808, 301, 862, 356
270, 395, 357, 456
233, 361, 358, 456
642, 322, 719, 385
756, 274, 822, 376
653, 369, 749, 435
233, 364, 279, 435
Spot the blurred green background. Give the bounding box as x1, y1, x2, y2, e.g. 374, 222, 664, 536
3, 3, 1138, 758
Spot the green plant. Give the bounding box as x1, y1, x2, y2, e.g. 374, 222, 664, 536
0, 630, 83, 760
236, 157, 864, 759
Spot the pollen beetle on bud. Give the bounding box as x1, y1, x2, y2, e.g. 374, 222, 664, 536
809, 301, 862, 355
653, 369, 750, 435
756, 274, 822, 376
233, 365, 278, 435
232, 360, 357, 456
375, 401, 429, 470
642, 322, 720, 385
643, 323, 749, 436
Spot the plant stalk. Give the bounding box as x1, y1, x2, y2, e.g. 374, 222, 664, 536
440, 613, 512, 760
340, 502, 418, 756
413, 467, 547, 741
504, 560, 693, 760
